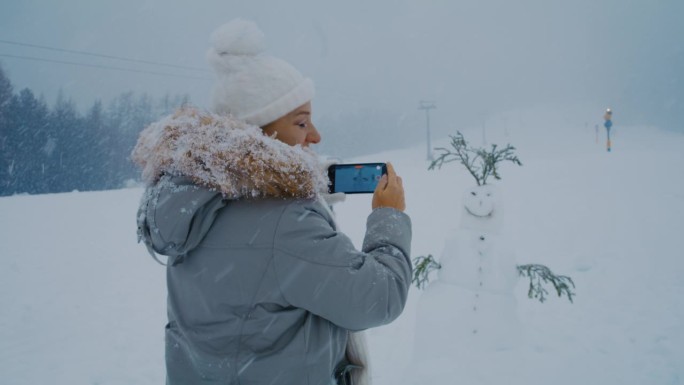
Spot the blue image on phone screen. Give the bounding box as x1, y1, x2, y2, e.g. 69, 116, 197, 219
333, 164, 385, 193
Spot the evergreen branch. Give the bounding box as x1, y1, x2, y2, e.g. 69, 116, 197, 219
430, 133, 482, 185
412, 254, 442, 290
428, 131, 521, 185
517, 264, 575, 303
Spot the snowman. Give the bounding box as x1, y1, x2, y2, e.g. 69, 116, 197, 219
408, 132, 527, 385
409, 133, 574, 384
413, 183, 522, 364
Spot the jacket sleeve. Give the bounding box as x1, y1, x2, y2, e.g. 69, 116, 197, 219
271, 200, 412, 331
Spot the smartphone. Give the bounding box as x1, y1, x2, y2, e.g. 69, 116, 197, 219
328, 163, 387, 194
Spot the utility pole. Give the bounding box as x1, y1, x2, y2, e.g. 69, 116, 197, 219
481, 112, 487, 145
482, 119, 486, 145
419, 100, 436, 161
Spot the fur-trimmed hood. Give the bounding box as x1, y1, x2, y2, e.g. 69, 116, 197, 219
132, 107, 328, 199
133, 107, 329, 265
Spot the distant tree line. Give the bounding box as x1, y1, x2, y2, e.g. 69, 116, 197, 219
0, 61, 431, 196
0, 64, 189, 196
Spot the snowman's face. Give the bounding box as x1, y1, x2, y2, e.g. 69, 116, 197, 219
463, 185, 496, 217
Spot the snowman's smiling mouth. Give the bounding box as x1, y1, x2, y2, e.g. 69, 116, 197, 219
465, 206, 494, 218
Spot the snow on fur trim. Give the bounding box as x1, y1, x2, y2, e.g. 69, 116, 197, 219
131, 107, 328, 199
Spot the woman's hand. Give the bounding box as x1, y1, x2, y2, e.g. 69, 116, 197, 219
372, 162, 406, 212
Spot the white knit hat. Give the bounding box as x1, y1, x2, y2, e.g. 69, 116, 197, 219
206, 19, 315, 127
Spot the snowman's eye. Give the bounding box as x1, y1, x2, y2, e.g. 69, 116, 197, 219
471, 192, 477, 196
486, 193, 491, 197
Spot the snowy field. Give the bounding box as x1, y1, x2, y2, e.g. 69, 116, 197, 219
1, 114, 683, 384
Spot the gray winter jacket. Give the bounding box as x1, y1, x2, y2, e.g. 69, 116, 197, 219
133, 110, 412, 385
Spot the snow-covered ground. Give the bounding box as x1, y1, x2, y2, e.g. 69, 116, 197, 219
1, 115, 683, 384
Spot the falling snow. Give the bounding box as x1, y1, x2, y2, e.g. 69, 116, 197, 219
1, 117, 683, 384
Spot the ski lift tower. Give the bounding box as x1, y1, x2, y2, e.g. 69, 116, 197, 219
419, 100, 436, 161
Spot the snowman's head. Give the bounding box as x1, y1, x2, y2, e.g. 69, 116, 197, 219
460, 185, 504, 233
462, 184, 497, 218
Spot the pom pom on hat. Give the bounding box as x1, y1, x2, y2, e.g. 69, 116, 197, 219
207, 19, 315, 127
210, 19, 264, 56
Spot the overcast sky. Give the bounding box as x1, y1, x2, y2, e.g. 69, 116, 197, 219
1, 0, 682, 135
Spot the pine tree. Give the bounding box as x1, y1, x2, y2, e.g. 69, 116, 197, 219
81, 100, 108, 190
48, 91, 83, 192
0, 64, 14, 194
5, 88, 50, 194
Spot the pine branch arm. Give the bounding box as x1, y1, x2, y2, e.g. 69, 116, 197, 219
517, 264, 575, 303
412, 255, 442, 289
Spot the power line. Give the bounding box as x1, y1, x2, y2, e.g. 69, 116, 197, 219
0, 38, 211, 73
0, 53, 213, 81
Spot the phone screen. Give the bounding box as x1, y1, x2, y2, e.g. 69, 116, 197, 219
328, 163, 387, 194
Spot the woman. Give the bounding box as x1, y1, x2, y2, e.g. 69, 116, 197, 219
133, 20, 411, 385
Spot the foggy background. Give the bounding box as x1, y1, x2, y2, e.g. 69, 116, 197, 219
1, 0, 682, 159
2, 3, 684, 382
